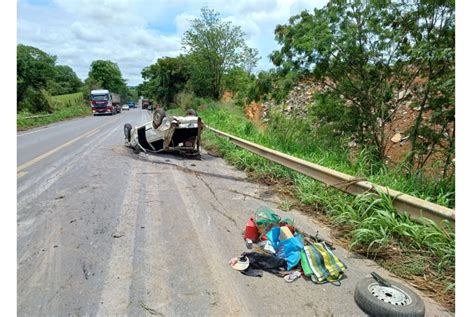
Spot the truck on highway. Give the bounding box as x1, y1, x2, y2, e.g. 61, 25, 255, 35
90, 89, 121, 115
142, 98, 150, 110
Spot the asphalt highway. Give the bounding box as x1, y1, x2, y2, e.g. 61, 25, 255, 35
17, 109, 451, 316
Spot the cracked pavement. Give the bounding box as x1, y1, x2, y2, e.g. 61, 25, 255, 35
17, 109, 452, 316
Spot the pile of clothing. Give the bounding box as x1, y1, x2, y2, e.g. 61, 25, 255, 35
229, 207, 347, 285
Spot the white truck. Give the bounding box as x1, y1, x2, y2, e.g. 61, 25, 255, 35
90, 89, 121, 115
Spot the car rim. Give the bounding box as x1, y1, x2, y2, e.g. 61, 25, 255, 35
368, 283, 412, 306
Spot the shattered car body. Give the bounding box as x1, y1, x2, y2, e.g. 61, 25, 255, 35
124, 109, 203, 156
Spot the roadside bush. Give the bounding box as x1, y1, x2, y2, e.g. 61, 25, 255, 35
18, 88, 53, 113
175, 91, 196, 112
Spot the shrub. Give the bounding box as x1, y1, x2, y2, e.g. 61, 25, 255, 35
175, 91, 196, 111
18, 88, 53, 113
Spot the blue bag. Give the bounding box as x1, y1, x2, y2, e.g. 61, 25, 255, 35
276, 234, 304, 270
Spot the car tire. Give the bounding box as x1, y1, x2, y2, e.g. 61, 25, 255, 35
124, 123, 132, 142
354, 277, 425, 317
186, 109, 197, 116
152, 108, 166, 129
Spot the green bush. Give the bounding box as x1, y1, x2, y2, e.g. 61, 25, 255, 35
175, 91, 196, 112
18, 88, 53, 113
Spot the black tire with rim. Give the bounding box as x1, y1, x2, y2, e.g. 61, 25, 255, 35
152, 108, 166, 129
185, 109, 197, 116
124, 123, 132, 142
354, 277, 425, 317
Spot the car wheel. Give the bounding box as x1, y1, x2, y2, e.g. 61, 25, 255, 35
186, 109, 197, 116
354, 277, 425, 317
124, 123, 132, 142
152, 108, 166, 129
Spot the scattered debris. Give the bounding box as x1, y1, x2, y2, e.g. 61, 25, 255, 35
284, 271, 302, 283
390, 133, 403, 143
229, 207, 347, 285
81, 262, 91, 280
229, 256, 250, 271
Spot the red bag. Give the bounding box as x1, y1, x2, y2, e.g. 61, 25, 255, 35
244, 218, 259, 241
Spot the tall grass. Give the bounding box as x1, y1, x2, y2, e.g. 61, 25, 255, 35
194, 103, 455, 276
18, 92, 90, 130
199, 103, 455, 207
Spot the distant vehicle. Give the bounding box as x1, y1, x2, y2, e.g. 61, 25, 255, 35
90, 89, 121, 115
127, 101, 135, 108
142, 99, 150, 109
122, 104, 130, 111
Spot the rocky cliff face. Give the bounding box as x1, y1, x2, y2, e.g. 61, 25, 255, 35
261, 80, 323, 119
244, 77, 454, 172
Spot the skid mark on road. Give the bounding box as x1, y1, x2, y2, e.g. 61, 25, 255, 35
96, 163, 140, 316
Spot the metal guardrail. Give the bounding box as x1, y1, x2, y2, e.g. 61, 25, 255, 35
18, 114, 53, 120
207, 126, 455, 226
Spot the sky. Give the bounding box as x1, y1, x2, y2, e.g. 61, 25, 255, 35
17, 0, 327, 86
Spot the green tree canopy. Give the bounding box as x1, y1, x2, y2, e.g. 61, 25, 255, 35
47, 65, 83, 95
182, 7, 258, 99
17, 44, 56, 103
270, 0, 454, 171
85, 60, 128, 99
140, 55, 191, 106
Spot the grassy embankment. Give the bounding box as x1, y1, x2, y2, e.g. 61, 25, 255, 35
17, 92, 91, 131
172, 101, 455, 309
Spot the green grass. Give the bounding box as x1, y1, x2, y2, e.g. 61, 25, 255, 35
18, 92, 91, 130
177, 102, 455, 289
51, 92, 83, 103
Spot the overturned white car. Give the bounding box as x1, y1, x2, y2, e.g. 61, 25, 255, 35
124, 109, 203, 156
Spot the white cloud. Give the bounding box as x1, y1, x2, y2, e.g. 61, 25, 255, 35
18, 0, 328, 85
71, 22, 103, 42
174, 12, 196, 36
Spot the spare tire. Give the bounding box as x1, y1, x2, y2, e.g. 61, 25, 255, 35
354, 277, 425, 317
124, 123, 132, 142
185, 109, 197, 116
152, 108, 166, 129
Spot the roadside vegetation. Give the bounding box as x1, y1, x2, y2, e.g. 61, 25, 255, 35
17, 92, 90, 131
17, 44, 138, 130
136, 1, 456, 309
17, 45, 83, 115
175, 102, 455, 309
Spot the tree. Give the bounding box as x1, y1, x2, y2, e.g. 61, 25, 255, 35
84, 60, 128, 100
241, 47, 260, 74
270, 0, 454, 173
140, 55, 191, 106
127, 87, 138, 102
47, 65, 83, 95
402, 0, 455, 175
182, 7, 257, 99
17, 44, 56, 104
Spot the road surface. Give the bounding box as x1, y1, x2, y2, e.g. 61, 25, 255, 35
17, 109, 451, 316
